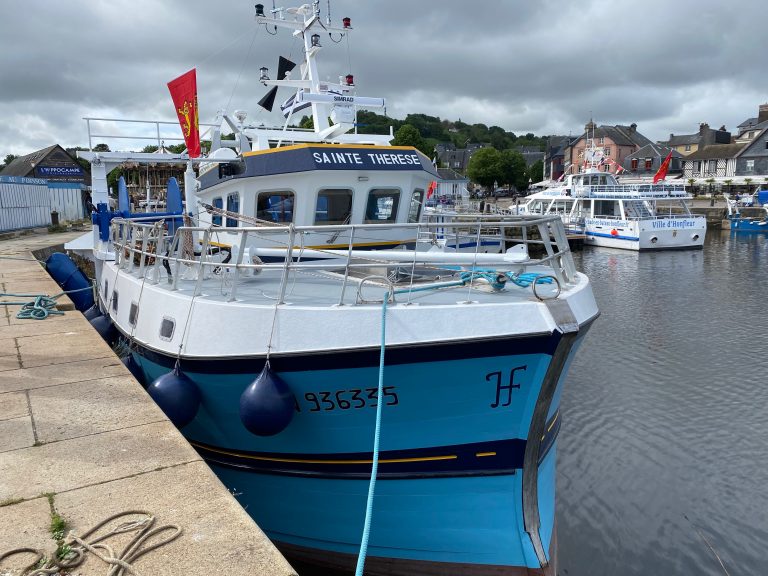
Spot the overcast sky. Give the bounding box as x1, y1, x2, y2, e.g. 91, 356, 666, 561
1, 0, 766, 157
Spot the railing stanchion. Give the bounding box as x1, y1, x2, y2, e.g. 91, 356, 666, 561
228, 231, 249, 302
337, 225, 356, 306
277, 226, 296, 305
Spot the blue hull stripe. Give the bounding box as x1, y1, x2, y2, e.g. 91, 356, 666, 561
134, 331, 559, 373
586, 230, 639, 241
190, 410, 560, 479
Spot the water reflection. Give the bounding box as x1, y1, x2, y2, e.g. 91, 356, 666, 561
559, 231, 768, 575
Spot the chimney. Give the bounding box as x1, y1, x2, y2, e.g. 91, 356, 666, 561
699, 122, 709, 135
630, 123, 637, 133
758, 103, 768, 124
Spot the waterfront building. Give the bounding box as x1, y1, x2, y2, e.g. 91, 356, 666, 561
661, 123, 731, 156
564, 121, 653, 175
735, 103, 768, 144
436, 142, 490, 172
623, 144, 682, 179
543, 135, 574, 182
0, 144, 90, 228
681, 143, 745, 180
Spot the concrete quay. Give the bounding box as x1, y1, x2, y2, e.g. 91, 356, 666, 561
0, 231, 297, 576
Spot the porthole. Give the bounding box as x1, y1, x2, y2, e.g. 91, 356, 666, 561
128, 302, 138, 327
159, 317, 176, 341
111, 291, 119, 312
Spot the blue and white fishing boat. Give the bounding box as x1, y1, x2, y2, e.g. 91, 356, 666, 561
73, 3, 599, 575
724, 194, 768, 232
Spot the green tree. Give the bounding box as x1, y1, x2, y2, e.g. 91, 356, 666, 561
499, 149, 527, 191
93, 143, 111, 152
392, 124, 430, 155
1, 153, 17, 170
467, 147, 503, 190
525, 159, 544, 187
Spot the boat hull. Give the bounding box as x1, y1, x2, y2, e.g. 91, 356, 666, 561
584, 217, 705, 250
728, 217, 768, 232
130, 327, 590, 574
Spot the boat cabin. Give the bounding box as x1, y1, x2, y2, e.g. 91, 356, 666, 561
195, 144, 436, 249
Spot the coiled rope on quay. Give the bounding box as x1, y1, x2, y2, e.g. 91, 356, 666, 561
0, 510, 181, 576
0, 285, 93, 320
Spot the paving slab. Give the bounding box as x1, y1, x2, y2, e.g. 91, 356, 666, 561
0, 391, 28, 421
0, 497, 55, 574
0, 356, 127, 394
52, 462, 297, 576
0, 421, 199, 501
0, 354, 21, 372
16, 329, 114, 369
0, 233, 296, 576
0, 315, 88, 342
0, 415, 35, 452
30, 375, 166, 443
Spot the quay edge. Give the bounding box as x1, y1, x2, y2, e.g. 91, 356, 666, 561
0, 230, 297, 576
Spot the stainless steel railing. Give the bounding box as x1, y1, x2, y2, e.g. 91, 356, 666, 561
109, 214, 579, 305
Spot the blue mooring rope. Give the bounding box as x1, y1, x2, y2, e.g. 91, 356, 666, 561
354, 294, 388, 576
0, 285, 93, 320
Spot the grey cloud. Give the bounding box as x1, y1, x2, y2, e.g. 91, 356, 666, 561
1, 0, 767, 155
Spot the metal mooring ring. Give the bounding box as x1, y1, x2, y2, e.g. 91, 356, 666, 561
532, 275, 561, 301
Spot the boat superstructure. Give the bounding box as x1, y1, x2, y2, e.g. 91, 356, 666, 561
521, 152, 706, 250
68, 3, 600, 575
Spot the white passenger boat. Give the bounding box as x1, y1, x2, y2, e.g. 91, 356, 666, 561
68, 3, 600, 575
520, 162, 706, 251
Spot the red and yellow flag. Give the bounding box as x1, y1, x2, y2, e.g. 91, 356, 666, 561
427, 180, 437, 199
653, 151, 673, 184
167, 69, 200, 158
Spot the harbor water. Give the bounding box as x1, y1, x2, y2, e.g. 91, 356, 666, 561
558, 231, 768, 575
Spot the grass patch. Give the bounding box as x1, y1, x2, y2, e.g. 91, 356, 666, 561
50, 511, 68, 541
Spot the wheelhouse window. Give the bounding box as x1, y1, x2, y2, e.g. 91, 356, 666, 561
256, 191, 294, 223
594, 200, 618, 217
226, 192, 240, 227
365, 189, 400, 223
314, 189, 352, 225
408, 189, 424, 223
212, 197, 223, 226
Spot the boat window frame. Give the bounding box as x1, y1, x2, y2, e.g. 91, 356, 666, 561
226, 192, 240, 227
128, 301, 138, 327
212, 196, 223, 226
159, 317, 175, 341
314, 188, 354, 225
408, 188, 425, 223
364, 187, 401, 224
255, 190, 296, 224
594, 199, 619, 218
111, 290, 118, 312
